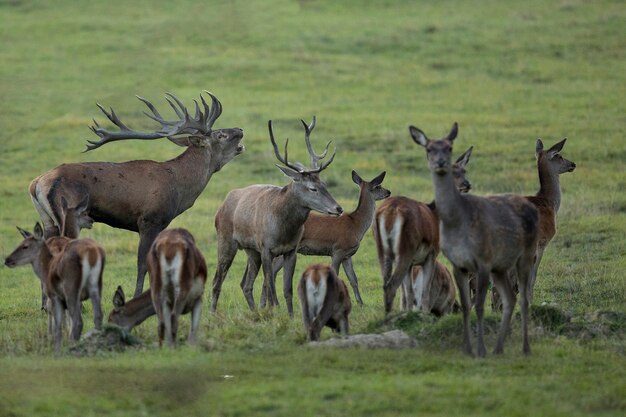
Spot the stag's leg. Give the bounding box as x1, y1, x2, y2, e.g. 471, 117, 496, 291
474, 268, 490, 358
260, 249, 279, 309
210, 240, 238, 313
492, 270, 516, 355
453, 266, 473, 356
188, 297, 203, 344
340, 257, 363, 306
516, 256, 533, 355
282, 250, 298, 318
135, 224, 166, 297
241, 250, 262, 310
384, 256, 413, 314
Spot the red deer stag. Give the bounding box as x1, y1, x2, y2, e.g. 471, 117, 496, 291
211, 117, 342, 317
4, 223, 105, 353
372, 147, 472, 314
272, 169, 390, 305
29, 91, 244, 297
411, 123, 539, 356
298, 263, 352, 341
491, 138, 576, 310
108, 287, 155, 332
147, 228, 207, 347
411, 261, 457, 316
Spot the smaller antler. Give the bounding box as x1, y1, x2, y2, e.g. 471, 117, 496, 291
268, 120, 305, 173
301, 116, 335, 173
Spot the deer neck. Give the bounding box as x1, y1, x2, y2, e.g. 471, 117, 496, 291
33, 245, 53, 284
537, 160, 561, 212
431, 170, 464, 225
349, 185, 377, 239
119, 291, 155, 330
280, 184, 315, 228
165, 146, 217, 207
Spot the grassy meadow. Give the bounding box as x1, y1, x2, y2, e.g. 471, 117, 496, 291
0, 0, 625, 415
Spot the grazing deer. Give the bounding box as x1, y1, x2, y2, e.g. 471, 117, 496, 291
372, 147, 472, 314
108, 286, 155, 332
411, 123, 539, 356
211, 117, 342, 317
411, 261, 457, 316
29, 91, 244, 297
298, 263, 352, 341
491, 138, 576, 310
147, 228, 207, 347
272, 170, 390, 305
4, 223, 105, 353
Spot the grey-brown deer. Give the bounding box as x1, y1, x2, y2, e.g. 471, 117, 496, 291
29, 91, 244, 297
108, 287, 155, 332
211, 117, 342, 317
4, 223, 105, 353
272, 169, 390, 305
411, 123, 539, 356
372, 147, 472, 314
491, 138, 576, 310
411, 260, 457, 316
147, 228, 207, 347
298, 263, 352, 341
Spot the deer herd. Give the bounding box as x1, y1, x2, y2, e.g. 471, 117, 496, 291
3, 91, 576, 356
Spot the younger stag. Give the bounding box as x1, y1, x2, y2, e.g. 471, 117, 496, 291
147, 228, 207, 347
412, 123, 539, 356
212, 117, 342, 317
298, 263, 352, 341
4, 223, 105, 353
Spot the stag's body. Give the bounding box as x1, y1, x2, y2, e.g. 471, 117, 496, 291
4, 224, 105, 353
211, 117, 342, 317
147, 228, 207, 347
412, 123, 539, 356
273, 170, 390, 305
298, 263, 352, 341
29, 92, 243, 297
411, 261, 457, 316
108, 287, 155, 332
372, 148, 471, 314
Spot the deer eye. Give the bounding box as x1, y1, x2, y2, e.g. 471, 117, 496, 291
308, 187, 318, 192
22, 244, 29, 249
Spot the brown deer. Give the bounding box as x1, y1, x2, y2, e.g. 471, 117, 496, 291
29, 91, 244, 297
4, 223, 105, 353
211, 117, 342, 317
411, 261, 457, 316
271, 170, 390, 305
147, 228, 207, 347
298, 263, 352, 341
491, 138, 576, 310
372, 147, 472, 314
411, 123, 539, 356
108, 287, 155, 332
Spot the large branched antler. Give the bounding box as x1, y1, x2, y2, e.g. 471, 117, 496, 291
84, 91, 222, 152
268, 116, 336, 174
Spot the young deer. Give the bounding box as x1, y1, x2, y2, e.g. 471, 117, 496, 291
372, 147, 472, 314
411, 123, 539, 356
211, 117, 342, 317
411, 261, 457, 316
298, 263, 352, 341
147, 228, 207, 347
4, 223, 105, 353
108, 286, 155, 332
491, 138, 576, 310
30, 92, 243, 297
272, 170, 390, 305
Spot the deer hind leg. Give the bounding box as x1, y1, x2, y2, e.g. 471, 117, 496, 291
241, 250, 261, 310
473, 268, 491, 358
528, 246, 545, 304
259, 250, 279, 310
188, 297, 203, 344
282, 250, 298, 318
30, 191, 60, 238
516, 255, 533, 355
160, 300, 174, 348
340, 257, 363, 306
452, 266, 473, 356
50, 297, 64, 353
384, 256, 413, 314
492, 270, 516, 355
67, 299, 83, 342
210, 240, 238, 313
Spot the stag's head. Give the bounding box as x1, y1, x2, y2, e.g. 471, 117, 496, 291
4, 223, 45, 268
410, 122, 459, 176
269, 117, 343, 216
536, 138, 576, 176
86, 91, 244, 170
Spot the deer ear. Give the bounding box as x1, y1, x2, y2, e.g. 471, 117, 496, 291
112, 285, 125, 308
188, 135, 210, 148
61, 196, 69, 211
535, 138, 544, 157
33, 223, 44, 239
409, 126, 429, 147
17, 226, 32, 239
547, 138, 567, 158
276, 164, 302, 181
370, 171, 386, 186
455, 146, 473, 168
351, 170, 362, 185
446, 122, 458, 143
76, 194, 89, 213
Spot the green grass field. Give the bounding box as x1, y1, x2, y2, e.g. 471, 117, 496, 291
0, 0, 624, 415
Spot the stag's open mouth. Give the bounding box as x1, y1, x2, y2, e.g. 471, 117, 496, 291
235, 144, 245, 155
